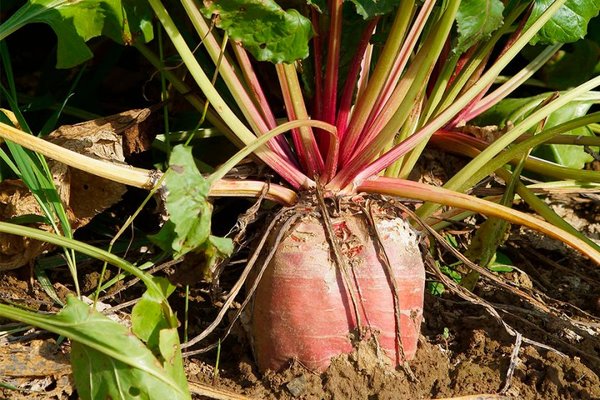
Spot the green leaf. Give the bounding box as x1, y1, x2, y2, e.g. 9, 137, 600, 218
533, 101, 596, 169
527, 0, 600, 45
71, 343, 186, 400
0, 296, 190, 400
439, 263, 462, 283
131, 277, 189, 393
158, 327, 188, 390
473, 95, 548, 127
427, 281, 446, 296
488, 264, 514, 272
101, 0, 154, 45
0, 0, 153, 68
454, 0, 504, 54
347, 0, 399, 19
150, 145, 233, 266
132, 277, 177, 351
541, 39, 600, 89
199, 235, 235, 278
488, 251, 514, 272
445, 233, 459, 248
151, 145, 212, 257
201, 0, 313, 63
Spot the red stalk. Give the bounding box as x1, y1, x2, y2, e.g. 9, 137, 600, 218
232, 44, 278, 130
330, 122, 428, 191
321, 128, 340, 183
336, 18, 379, 141
447, 46, 477, 88
445, 51, 492, 127
319, 0, 343, 159
187, 13, 297, 163
427, 38, 451, 97
461, 45, 561, 122
311, 8, 324, 121
276, 65, 309, 171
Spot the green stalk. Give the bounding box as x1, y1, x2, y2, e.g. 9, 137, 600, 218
0, 0, 69, 41
180, 0, 277, 140
399, 45, 559, 176
208, 119, 335, 184
429, 180, 600, 230
496, 168, 600, 253
147, 0, 309, 188
157, 24, 171, 157
340, 0, 415, 163
331, 0, 571, 191
341, 0, 461, 171
276, 63, 324, 176
0, 222, 159, 291
462, 44, 562, 121
0, 121, 156, 188
419, 52, 461, 125
435, 3, 529, 114
431, 131, 600, 182
417, 77, 600, 218
385, 93, 424, 177
134, 43, 237, 145
366, 0, 436, 127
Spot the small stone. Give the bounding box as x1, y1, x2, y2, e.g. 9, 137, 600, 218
286, 375, 307, 397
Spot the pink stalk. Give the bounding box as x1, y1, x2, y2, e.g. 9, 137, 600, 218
276, 63, 325, 176
460, 46, 561, 122
330, 116, 433, 190
330, 0, 564, 190
339, 0, 416, 166
184, 9, 296, 163
445, 52, 493, 127
344, 0, 444, 166
356, 43, 373, 100
433, 129, 490, 149
232, 43, 278, 130
276, 65, 308, 171
210, 179, 298, 205
447, 46, 477, 88
365, 0, 436, 129
321, 128, 340, 183
336, 18, 379, 141
231, 43, 298, 165
357, 177, 600, 265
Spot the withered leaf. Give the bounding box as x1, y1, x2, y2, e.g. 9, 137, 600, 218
0, 109, 155, 270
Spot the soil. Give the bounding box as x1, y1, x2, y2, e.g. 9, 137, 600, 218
1, 25, 600, 397
182, 259, 600, 400
3, 210, 600, 400
1, 146, 599, 399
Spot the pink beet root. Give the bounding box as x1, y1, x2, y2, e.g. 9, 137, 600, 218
250, 205, 425, 372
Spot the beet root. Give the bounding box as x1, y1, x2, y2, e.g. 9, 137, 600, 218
249, 203, 425, 372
